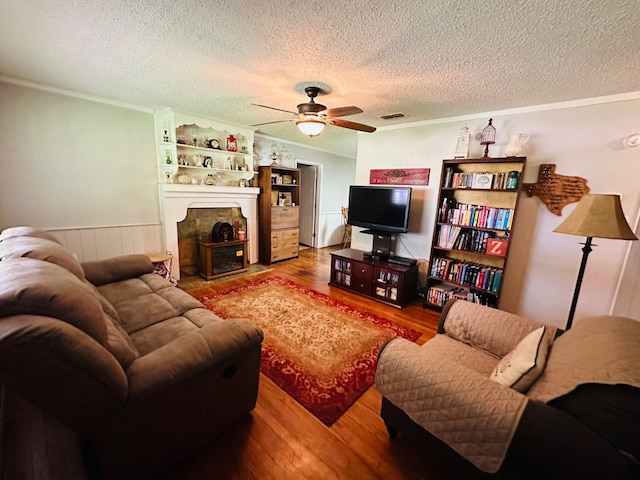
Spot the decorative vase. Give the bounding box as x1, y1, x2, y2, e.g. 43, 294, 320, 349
226, 135, 238, 152
505, 133, 529, 157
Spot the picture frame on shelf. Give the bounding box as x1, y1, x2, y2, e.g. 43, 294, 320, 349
282, 174, 293, 184
203, 156, 213, 168
279, 192, 292, 206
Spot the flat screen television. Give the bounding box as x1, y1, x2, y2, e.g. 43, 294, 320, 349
347, 185, 412, 234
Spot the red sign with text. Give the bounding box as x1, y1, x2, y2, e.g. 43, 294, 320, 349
369, 168, 430, 185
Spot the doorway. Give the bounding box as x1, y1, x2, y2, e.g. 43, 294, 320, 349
296, 161, 321, 248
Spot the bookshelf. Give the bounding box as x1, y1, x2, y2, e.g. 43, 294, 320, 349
424, 157, 526, 310
258, 166, 301, 264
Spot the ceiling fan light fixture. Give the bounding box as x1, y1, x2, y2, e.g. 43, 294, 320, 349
296, 116, 326, 137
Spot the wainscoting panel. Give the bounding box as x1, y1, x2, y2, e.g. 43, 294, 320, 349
48, 224, 163, 262
318, 211, 345, 248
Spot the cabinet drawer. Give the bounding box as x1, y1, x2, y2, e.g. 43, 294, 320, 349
271, 228, 299, 247
272, 206, 299, 229
351, 262, 373, 294
270, 228, 299, 262
271, 246, 299, 262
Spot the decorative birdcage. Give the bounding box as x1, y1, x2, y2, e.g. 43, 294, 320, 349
480, 118, 496, 157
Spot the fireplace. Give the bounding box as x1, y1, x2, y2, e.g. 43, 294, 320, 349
177, 207, 247, 276
160, 184, 260, 280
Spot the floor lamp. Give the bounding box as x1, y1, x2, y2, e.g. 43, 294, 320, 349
553, 194, 637, 330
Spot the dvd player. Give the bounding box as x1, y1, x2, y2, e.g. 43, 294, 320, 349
388, 256, 417, 267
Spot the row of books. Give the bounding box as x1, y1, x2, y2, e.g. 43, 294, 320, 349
439, 199, 514, 230
430, 257, 503, 292
443, 168, 516, 190
426, 286, 498, 307
436, 225, 495, 252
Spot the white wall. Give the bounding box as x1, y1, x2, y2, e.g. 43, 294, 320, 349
0, 80, 160, 231
355, 97, 640, 328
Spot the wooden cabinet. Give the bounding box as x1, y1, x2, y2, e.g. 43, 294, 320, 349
330, 248, 418, 308
423, 157, 526, 310
258, 166, 301, 264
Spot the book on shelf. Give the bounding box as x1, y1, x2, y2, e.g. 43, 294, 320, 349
443, 202, 514, 230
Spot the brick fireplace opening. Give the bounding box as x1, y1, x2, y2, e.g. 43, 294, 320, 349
177, 207, 247, 276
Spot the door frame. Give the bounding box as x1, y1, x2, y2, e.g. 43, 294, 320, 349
296, 159, 322, 248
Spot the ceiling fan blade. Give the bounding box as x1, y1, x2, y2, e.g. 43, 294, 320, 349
324, 106, 363, 118
327, 118, 376, 133
251, 103, 297, 115
250, 119, 293, 127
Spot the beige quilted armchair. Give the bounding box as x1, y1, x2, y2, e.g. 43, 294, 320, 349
375, 298, 640, 479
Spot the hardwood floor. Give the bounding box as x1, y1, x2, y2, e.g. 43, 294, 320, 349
2, 247, 447, 480
167, 246, 444, 480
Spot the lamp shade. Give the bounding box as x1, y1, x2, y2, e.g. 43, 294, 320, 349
553, 194, 637, 240
296, 117, 325, 137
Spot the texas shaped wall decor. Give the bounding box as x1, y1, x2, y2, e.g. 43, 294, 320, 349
523, 164, 590, 216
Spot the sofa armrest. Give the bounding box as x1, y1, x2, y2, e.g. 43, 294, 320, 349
95, 318, 264, 478
82, 254, 154, 286
126, 318, 263, 399
440, 298, 556, 358
376, 337, 527, 473
0, 314, 128, 435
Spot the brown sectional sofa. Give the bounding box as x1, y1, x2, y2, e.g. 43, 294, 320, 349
0, 226, 264, 479
376, 298, 640, 479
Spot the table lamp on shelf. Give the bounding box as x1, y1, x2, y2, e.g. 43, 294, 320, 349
553, 194, 637, 330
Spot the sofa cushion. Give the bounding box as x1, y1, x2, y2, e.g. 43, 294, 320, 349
421, 334, 498, 376
104, 313, 140, 367
0, 235, 85, 281
0, 257, 107, 344
98, 274, 205, 334
490, 326, 552, 392
128, 308, 224, 355
0, 226, 62, 245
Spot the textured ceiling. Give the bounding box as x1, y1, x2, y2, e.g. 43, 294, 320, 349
1, 0, 639, 157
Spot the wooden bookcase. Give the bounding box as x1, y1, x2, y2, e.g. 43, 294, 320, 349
258, 166, 301, 264
423, 157, 526, 310
330, 248, 418, 308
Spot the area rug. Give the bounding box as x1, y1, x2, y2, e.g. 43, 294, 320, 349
195, 276, 420, 425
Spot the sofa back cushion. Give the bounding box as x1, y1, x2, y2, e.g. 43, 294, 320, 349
441, 299, 555, 358
0, 257, 107, 345
0, 226, 62, 245
0, 235, 85, 281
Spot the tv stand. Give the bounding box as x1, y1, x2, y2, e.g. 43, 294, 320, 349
360, 230, 395, 258
329, 248, 418, 308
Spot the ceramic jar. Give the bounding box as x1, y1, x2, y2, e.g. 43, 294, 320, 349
505, 133, 529, 157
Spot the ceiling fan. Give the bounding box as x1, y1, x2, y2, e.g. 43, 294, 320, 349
252, 86, 376, 137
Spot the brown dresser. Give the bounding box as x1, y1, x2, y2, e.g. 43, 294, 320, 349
258, 166, 301, 264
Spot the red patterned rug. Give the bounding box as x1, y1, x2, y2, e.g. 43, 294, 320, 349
194, 276, 420, 425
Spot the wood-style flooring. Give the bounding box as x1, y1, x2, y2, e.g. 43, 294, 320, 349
2, 246, 448, 480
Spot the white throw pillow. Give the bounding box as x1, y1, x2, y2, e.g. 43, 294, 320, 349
490, 326, 551, 392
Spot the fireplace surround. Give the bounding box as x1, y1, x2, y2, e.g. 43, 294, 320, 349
160, 184, 260, 280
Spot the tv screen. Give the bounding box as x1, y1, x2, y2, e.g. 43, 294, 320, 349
347, 185, 412, 233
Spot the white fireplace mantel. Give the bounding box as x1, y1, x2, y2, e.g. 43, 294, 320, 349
160, 184, 260, 280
